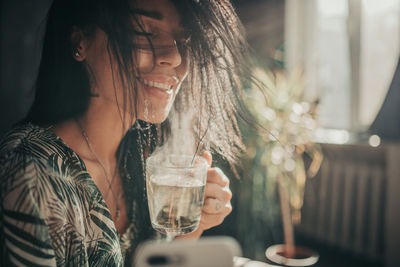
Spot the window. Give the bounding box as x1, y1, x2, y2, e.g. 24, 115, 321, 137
285, 0, 400, 132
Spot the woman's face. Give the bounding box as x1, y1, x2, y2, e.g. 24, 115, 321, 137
134, 0, 190, 123
81, 0, 189, 124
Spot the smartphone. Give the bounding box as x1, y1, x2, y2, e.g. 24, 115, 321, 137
133, 236, 242, 267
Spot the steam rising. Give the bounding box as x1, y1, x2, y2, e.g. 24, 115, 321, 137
149, 107, 198, 165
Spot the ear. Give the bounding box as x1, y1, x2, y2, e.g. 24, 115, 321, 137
71, 27, 88, 62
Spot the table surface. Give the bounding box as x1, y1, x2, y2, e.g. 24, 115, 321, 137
234, 257, 282, 267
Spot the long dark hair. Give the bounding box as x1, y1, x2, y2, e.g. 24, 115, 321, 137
26, 0, 256, 165
25, 0, 258, 256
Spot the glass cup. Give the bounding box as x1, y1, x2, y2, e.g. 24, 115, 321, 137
146, 154, 208, 241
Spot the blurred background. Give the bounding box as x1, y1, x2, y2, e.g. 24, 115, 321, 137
1, 0, 399, 266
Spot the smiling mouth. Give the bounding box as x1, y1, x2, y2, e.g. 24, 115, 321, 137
140, 79, 173, 93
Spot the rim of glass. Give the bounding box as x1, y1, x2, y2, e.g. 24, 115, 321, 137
146, 154, 208, 170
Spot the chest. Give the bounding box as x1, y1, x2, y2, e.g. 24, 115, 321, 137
84, 161, 130, 236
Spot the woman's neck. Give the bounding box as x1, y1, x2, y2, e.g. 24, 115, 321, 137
52, 97, 135, 168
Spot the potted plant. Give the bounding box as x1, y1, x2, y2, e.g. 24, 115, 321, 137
244, 67, 322, 266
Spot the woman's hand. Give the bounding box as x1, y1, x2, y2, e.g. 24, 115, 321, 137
176, 151, 232, 240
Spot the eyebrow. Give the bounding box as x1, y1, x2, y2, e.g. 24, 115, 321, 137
131, 8, 163, 20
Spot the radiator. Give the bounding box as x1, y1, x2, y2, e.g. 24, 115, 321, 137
297, 143, 400, 266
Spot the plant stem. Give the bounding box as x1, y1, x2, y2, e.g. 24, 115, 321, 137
278, 176, 295, 258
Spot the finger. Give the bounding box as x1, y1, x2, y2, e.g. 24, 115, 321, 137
203, 198, 229, 214
204, 183, 232, 202
200, 206, 233, 230
203, 202, 232, 215
201, 150, 212, 167
207, 168, 229, 187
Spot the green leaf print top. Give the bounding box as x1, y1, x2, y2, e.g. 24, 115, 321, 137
0, 124, 155, 266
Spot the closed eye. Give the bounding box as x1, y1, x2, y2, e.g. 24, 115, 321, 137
133, 30, 153, 37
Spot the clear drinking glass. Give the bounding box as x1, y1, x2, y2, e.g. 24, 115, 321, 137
146, 154, 208, 241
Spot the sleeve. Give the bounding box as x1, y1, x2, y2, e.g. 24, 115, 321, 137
1, 151, 57, 266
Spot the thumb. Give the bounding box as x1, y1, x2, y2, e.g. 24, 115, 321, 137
201, 150, 212, 167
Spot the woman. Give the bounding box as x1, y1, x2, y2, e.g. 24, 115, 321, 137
0, 0, 254, 265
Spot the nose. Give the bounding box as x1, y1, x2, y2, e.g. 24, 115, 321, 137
156, 40, 182, 68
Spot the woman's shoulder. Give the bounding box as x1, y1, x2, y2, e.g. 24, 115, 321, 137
0, 123, 91, 206
0, 123, 85, 181
0, 123, 69, 159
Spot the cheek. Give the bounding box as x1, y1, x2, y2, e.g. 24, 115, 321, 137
176, 56, 189, 83
86, 33, 112, 76
136, 52, 155, 74
85, 50, 115, 94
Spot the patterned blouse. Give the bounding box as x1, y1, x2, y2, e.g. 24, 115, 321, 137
0, 124, 155, 266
